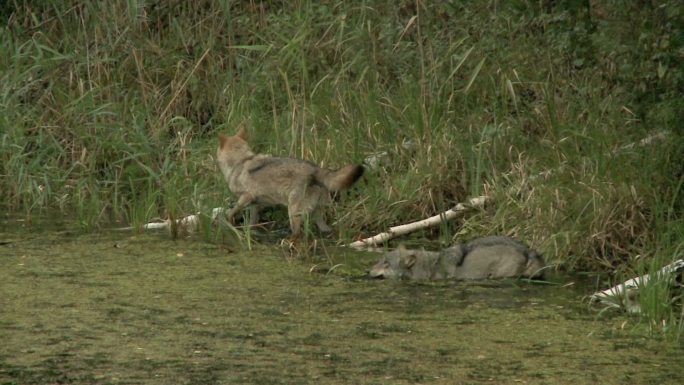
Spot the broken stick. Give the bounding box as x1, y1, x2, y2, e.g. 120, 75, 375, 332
347, 195, 488, 250
590, 259, 684, 313
138, 207, 226, 232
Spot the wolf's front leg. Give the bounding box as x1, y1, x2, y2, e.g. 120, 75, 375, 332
288, 213, 303, 238
227, 193, 254, 224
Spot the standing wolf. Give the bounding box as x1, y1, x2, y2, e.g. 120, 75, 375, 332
216, 126, 364, 237
369, 236, 545, 280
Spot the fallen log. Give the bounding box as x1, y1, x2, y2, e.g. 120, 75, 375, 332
590, 259, 684, 313
347, 196, 488, 250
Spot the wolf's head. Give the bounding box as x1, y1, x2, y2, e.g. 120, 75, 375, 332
368, 245, 418, 279
216, 124, 254, 172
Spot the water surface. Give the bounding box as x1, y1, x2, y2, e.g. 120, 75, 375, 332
1, 217, 682, 384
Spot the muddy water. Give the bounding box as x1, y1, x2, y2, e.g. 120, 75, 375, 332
1, 219, 682, 385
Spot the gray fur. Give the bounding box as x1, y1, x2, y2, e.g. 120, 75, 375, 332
369, 236, 546, 280
217, 127, 363, 237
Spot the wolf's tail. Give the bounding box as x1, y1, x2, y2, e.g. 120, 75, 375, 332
316, 164, 364, 192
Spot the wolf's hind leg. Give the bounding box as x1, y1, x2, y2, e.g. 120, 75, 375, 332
287, 185, 313, 237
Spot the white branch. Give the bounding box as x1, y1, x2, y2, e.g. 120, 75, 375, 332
140, 207, 225, 232
347, 196, 488, 250
590, 259, 684, 313
614, 131, 669, 154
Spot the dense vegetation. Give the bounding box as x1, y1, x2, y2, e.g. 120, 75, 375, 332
1, 1, 682, 280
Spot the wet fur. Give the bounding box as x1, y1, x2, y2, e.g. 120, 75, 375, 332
369, 236, 546, 280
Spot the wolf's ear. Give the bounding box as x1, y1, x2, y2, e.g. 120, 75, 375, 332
218, 133, 228, 147
236, 124, 247, 140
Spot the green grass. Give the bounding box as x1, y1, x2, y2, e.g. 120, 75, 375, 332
1, 1, 683, 337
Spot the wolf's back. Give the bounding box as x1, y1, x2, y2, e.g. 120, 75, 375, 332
315, 164, 364, 192
464, 235, 546, 278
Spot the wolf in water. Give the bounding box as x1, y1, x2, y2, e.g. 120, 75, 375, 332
369, 236, 545, 280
